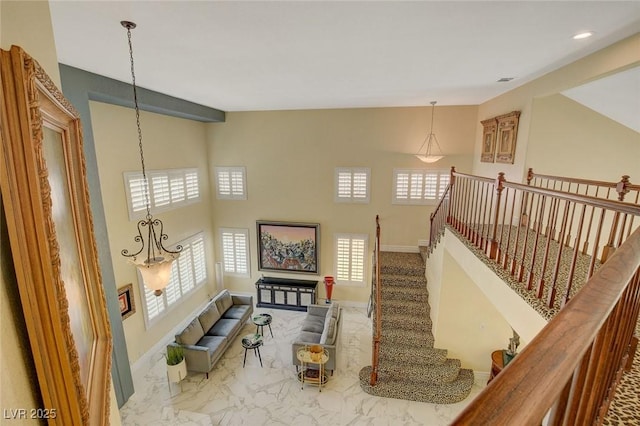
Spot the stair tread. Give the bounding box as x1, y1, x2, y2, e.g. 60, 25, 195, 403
359, 367, 475, 404
377, 358, 462, 383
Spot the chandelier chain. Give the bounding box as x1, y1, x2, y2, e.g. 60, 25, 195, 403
126, 26, 152, 220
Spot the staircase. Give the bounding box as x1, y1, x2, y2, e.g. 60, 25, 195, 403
359, 251, 474, 404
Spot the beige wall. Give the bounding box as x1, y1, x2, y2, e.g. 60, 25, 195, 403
207, 106, 476, 302
527, 93, 640, 181
474, 33, 640, 184
1, 0, 61, 87
435, 250, 515, 373
89, 101, 216, 363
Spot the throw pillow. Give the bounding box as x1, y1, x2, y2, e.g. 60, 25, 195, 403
214, 289, 233, 314
198, 302, 221, 332
176, 317, 205, 346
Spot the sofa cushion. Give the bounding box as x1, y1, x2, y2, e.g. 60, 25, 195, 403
298, 331, 322, 344
330, 303, 340, 319
198, 302, 221, 333
176, 317, 205, 346
207, 318, 241, 337
214, 289, 233, 315
222, 305, 250, 320
301, 314, 325, 334
197, 335, 228, 362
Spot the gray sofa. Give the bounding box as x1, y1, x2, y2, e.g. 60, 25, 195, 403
291, 303, 342, 374
168, 289, 253, 378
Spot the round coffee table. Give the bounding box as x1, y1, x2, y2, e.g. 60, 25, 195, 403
252, 313, 274, 338
241, 333, 264, 367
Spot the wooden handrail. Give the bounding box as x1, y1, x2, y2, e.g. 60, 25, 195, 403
424, 168, 640, 424
447, 169, 640, 312
369, 215, 382, 385
528, 168, 640, 203
451, 227, 640, 425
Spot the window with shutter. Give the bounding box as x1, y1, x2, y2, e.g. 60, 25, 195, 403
334, 234, 368, 286
215, 167, 247, 200
139, 232, 207, 328
392, 169, 449, 205
335, 167, 370, 203
124, 168, 200, 220
220, 228, 250, 276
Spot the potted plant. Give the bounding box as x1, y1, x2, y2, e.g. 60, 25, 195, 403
166, 345, 187, 383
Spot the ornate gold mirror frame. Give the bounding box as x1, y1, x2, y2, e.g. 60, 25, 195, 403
1, 46, 112, 425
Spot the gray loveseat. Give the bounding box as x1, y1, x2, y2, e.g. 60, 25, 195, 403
168, 289, 253, 378
291, 303, 342, 374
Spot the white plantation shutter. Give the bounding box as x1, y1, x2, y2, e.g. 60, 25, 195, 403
231, 170, 244, 196
143, 286, 166, 320
353, 172, 368, 200
424, 173, 438, 199
170, 174, 186, 203
125, 173, 149, 214
335, 168, 370, 203
151, 174, 171, 207
124, 168, 200, 220
164, 262, 181, 305
410, 173, 423, 200
337, 171, 352, 200
192, 237, 206, 284
335, 234, 368, 286
217, 170, 231, 196
336, 237, 351, 281
393, 169, 449, 205
139, 232, 207, 327
221, 228, 250, 276
438, 173, 450, 198
185, 171, 199, 200
350, 238, 366, 282
215, 167, 247, 200
394, 171, 410, 200
178, 247, 195, 293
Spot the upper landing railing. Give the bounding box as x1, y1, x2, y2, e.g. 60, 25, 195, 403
430, 168, 639, 313
428, 167, 640, 424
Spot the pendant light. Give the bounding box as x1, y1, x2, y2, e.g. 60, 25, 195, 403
120, 20, 182, 296
415, 101, 445, 163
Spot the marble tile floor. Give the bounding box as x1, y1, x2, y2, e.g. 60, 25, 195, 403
119, 306, 485, 425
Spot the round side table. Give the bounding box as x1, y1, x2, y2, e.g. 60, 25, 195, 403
252, 313, 274, 338
241, 333, 264, 367
296, 346, 329, 392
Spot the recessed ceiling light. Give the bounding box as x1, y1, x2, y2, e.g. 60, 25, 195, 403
497, 77, 514, 83
573, 31, 594, 40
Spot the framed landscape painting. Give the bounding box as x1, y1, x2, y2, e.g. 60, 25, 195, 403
257, 221, 319, 274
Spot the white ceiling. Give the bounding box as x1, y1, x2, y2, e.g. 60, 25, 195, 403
49, 1, 640, 112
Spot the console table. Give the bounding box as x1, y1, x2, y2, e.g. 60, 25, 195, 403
255, 277, 318, 311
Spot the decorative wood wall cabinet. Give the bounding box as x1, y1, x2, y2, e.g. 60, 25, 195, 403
495, 111, 521, 164
480, 111, 521, 164
1, 46, 112, 425
480, 118, 498, 163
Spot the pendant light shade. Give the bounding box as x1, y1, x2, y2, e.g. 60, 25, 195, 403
120, 20, 182, 296
415, 101, 445, 163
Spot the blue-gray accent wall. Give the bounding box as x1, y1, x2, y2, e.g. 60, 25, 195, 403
58, 64, 224, 407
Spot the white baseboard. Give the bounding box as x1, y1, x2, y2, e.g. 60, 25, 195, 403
418, 239, 429, 247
